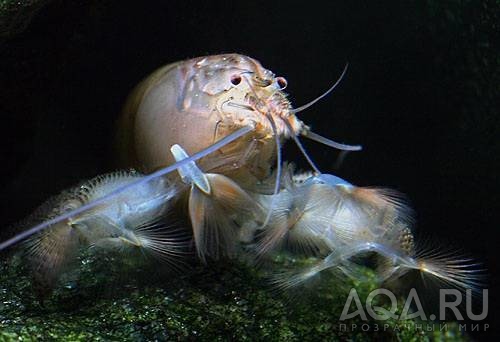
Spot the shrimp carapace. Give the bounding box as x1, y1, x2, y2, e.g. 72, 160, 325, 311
117, 54, 361, 190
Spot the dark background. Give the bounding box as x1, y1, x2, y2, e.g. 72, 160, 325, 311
1, 0, 498, 339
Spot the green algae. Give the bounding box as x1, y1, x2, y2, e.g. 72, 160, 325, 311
0, 253, 468, 341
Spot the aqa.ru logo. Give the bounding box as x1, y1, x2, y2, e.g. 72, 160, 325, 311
339, 288, 488, 321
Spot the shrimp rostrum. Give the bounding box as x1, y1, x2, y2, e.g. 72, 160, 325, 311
1, 54, 482, 300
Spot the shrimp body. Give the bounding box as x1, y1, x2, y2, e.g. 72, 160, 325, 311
117, 54, 303, 188
1, 54, 480, 302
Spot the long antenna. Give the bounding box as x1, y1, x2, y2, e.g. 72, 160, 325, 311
290, 63, 349, 114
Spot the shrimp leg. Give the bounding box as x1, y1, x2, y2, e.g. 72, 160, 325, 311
0, 125, 254, 251
171, 144, 263, 261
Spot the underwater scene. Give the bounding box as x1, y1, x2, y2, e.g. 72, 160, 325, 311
0, 1, 498, 341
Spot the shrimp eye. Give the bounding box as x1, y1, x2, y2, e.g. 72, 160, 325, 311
276, 77, 287, 90
231, 75, 242, 85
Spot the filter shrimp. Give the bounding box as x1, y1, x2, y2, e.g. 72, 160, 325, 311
0, 54, 482, 302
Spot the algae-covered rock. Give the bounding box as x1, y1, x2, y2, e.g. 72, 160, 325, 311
0, 253, 468, 341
